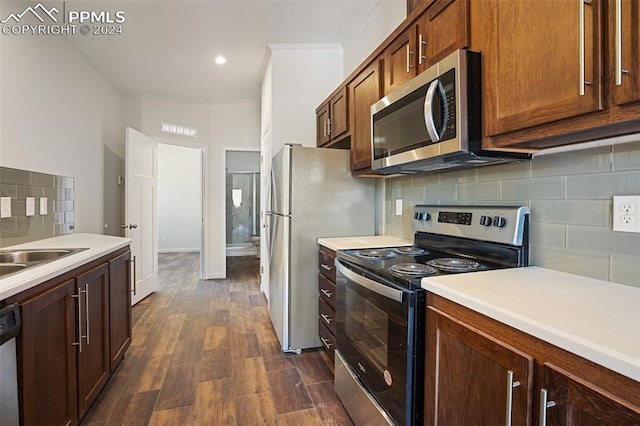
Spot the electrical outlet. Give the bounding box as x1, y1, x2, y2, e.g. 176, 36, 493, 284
40, 197, 48, 215
395, 199, 403, 216
0, 197, 11, 218
26, 197, 35, 216
613, 195, 640, 233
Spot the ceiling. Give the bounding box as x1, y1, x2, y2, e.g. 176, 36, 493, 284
64, 0, 386, 104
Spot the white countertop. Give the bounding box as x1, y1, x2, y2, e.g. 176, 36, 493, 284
317, 235, 413, 251
0, 233, 131, 300
421, 267, 640, 382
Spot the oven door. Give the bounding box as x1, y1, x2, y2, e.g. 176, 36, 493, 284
335, 259, 423, 426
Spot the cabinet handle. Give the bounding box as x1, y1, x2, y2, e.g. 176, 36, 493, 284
131, 256, 137, 296
418, 34, 426, 65
614, 0, 630, 85
321, 337, 334, 349
579, 0, 594, 95
71, 289, 83, 352
320, 288, 333, 298
539, 388, 557, 426
505, 370, 521, 426
406, 45, 414, 73
321, 313, 333, 324
323, 119, 327, 138
84, 283, 90, 345
321, 263, 333, 272
327, 118, 332, 136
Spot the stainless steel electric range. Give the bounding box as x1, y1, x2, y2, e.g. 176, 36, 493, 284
334, 205, 530, 426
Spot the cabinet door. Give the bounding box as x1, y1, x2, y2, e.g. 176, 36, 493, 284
424, 307, 533, 425
610, 0, 640, 106
541, 363, 640, 425
425, 0, 470, 66
18, 279, 78, 426
383, 30, 417, 95
76, 263, 110, 419
316, 102, 330, 146
348, 61, 382, 171
109, 250, 132, 372
484, 0, 603, 136
329, 87, 349, 141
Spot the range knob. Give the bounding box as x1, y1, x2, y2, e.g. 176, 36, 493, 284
479, 215, 492, 226
414, 212, 431, 221
493, 216, 507, 228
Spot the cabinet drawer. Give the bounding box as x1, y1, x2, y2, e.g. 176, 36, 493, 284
318, 273, 336, 309
318, 247, 336, 282
319, 320, 336, 363
319, 298, 336, 336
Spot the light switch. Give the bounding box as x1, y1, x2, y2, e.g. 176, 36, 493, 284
26, 197, 35, 216
40, 197, 48, 215
0, 197, 11, 218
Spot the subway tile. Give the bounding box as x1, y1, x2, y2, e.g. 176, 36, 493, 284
501, 177, 565, 201
0, 217, 18, 232
0, 231, 31, 248
438, 168, 477, 184
457, 181, 500, 201
530, 246, 610, 281
566, 171, 640, 199
12, 200, 26, 217
610, 255, 640, 288
528, 223, 565, 249
410, 174, 439, 187
17, 185, 44, 198
0, 167, 30, 185
66, 188, 74, 200
477, 162, 530, 182
399, 186, 425, 202
530, 200, 610, 226
31, 172, 56, 187
612, 141, 640, 172
43, 187, 60, 199
566, 225, 640, 256
0, 184, 17, 198
531, 146, 612, 177
65, 212, 75, 223
423, 184, 457, 201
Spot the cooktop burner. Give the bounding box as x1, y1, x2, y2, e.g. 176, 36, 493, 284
427, 258, 485, 273
393, 246, 427, 255
355, 249, 396, 259
390, 263, 438, 276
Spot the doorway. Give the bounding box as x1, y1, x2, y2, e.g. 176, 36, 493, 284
157, 143, 204, 272
225, 151, 260, 257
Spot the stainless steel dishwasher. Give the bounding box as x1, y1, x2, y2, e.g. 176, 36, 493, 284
0, 304, 21, 426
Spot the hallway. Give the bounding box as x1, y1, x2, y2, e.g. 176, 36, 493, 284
82, 253, 352, 425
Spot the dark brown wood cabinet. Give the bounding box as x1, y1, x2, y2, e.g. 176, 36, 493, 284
9, 246, 131, 425
541, 363, 640, 425
76, 263, 110, 419
318, 245, 337, 362
609, 0, 640, 107
19, 279, 78, 426
425, 306, 533, 425
425, 294, 640, 426
383, 29, 417, 95
348, 61, 382, 171
424, 0, 469, 66
316, 87, 349, 147
108, 250, 132, 371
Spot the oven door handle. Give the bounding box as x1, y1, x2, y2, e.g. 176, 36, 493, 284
335, 260, 404, 303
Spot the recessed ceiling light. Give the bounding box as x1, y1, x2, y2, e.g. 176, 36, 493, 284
215, 55, 226, 65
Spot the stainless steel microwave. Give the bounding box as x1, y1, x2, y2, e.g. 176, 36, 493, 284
370, 49, 530, 174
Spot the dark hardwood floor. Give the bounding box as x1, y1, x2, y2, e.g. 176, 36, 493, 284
82, 253, 352, 425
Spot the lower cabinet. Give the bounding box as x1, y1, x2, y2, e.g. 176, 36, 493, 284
11, 247, 132, 425
425, 294, 640, 426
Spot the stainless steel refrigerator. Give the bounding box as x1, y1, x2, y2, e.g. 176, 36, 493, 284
268, 144, 375, 353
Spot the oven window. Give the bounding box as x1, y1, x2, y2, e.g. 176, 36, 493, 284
344, 286, 388, 370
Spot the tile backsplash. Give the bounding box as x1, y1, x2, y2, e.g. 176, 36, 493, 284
381, 140, 640, 288
0, 167, 74, 248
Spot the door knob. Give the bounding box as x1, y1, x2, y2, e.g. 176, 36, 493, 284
122, 224, 138, 229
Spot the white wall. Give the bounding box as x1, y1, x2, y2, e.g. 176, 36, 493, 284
157, 144, 202, 252
266, 44, 344, 155
342, 0, 406, 76
0, 30, 125, 233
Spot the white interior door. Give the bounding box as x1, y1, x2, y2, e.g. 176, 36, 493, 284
125, 127, 159, 305
260, 126, 271, 299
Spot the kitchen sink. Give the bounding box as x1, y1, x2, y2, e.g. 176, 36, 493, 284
0, 248, 89, 279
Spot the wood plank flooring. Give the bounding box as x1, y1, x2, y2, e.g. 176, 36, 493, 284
82, 253, 353, 425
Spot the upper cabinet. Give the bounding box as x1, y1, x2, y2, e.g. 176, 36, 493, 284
349, 61, 382, 171
316, 87, 349, 147
609, 0, 640, 107
477, 0, 640, 150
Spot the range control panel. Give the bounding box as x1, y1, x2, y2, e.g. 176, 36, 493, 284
413, 205, 529, 246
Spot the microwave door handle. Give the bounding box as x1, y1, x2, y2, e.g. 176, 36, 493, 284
424, 79, 444, 143
335, 260, 404, 303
